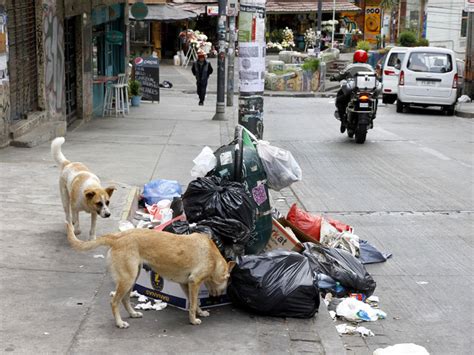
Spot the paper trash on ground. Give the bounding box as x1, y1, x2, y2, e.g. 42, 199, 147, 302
135, 300, 168, 311
373, 343, 430, 355
336, 323, 374, 337
336, 297, 386, 322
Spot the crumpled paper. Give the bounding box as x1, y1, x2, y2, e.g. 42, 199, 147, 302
135, 300, 168, 311
336, 323, 374, 337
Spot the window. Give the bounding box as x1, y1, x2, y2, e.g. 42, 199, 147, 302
461, 11, 468, 37
387, 53, 405, 67
130, 21, 150, 43
407, 52, 453, 73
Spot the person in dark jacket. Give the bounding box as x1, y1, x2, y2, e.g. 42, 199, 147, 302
191, 51, 213, 105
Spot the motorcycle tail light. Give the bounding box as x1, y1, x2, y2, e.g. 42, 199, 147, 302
399, 71, 405, 86
453, 74, 458, 89
359, 95, 369, 102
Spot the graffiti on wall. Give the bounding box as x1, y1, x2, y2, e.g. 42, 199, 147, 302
43, 1, 65, 114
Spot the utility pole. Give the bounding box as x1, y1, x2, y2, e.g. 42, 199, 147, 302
213, 0, 227, 120
465, 11, 474, 98
226, 0, 238, 107
238, 0, 266, 138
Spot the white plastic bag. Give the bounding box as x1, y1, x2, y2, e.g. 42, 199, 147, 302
190, 146, 217, 177
336, 297, 386, 322
320, 218, 360, 257
256, 141, 302, 191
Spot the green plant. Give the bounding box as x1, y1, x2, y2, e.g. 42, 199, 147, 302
128, 80, 141, 97
356, 40, 371, 52
398, 31, 418, 47
302, 58, 320, 72
416, 38, 429, 46
380, 0, 399, 9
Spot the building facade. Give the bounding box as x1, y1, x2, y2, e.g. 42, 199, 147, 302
0, 0, 129, 148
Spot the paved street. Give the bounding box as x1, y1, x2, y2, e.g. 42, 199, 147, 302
0, 62, 473, 354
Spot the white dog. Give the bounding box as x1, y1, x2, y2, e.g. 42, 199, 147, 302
51, 137, 115, 239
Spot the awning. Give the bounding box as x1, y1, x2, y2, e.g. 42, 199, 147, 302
129, 4, 197, 21
169, 2, 212, 15
267, 1, 361, 14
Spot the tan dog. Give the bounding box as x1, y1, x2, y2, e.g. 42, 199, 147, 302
51, 137, 115, 239
66, 222, 235, 328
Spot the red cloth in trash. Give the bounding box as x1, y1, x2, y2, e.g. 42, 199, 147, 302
286, 204, 353, 241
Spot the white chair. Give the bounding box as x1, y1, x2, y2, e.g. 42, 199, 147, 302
102, 74, 128, 117
114, 73, 129, 115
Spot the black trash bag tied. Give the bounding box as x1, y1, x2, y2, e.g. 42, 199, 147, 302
227, 250, 320, 318
302, 242, 376, 297
182, 176, 256, 231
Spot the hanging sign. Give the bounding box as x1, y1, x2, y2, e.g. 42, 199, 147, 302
206, 6, 219, 16
105, 30, 124, 45
135, 56, 160, 102
131, 2, 149, 20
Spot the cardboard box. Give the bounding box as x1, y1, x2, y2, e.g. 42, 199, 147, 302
264, 218, 304, 252
134, 266, 230, 310
277, 218, 321, 245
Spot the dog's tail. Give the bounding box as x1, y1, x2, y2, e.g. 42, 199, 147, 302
51, 137, 70, 168
66, 222, 118, 252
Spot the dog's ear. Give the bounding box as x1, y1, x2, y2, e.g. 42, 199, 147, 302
227, 261, 236, 274
84, 189, 96, 200
105, 186, 116, 198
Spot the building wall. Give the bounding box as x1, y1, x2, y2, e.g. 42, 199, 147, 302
426, 0, 467, 56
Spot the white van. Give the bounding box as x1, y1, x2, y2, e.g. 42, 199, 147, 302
381, 47, 407, 104
397, 47, 458, 115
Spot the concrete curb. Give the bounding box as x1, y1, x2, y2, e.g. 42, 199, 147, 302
181, 90, 337, 98
455, 109, 474, 118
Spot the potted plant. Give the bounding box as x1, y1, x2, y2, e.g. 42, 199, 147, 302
129, 80, 141, 107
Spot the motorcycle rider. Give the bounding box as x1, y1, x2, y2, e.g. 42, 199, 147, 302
331, 50, 375, 133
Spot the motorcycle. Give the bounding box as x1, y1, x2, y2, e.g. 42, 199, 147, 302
332, 71, 381, 144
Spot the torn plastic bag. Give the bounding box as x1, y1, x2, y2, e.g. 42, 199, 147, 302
182, 176, 256, 231
227, 250, 320, 318
190, 146, 217, 178
287, 204, 354, 242
302, 242, 376, 297
320, 218, 360, 257
163, 220, 225, 254
359, 240, 392, 264
256, 141, 302, 191
143, 179, 182, 205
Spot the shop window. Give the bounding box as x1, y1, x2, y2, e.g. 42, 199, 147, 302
461, 11, 468, 38
130, 21, 150, 43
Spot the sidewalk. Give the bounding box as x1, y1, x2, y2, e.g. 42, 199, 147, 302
0, 66, 345, 354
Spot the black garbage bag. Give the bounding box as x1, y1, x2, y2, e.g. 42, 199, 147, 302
227, 250, 320, 318
302, 242, 376, 297
182, 176, 256, 231
359, 239, 392, 264
163, 220, 225, 253
170, 196, 184, 218
198, 217, 250, 244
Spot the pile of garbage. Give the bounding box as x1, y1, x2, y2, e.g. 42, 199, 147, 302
123, 125, 391, 328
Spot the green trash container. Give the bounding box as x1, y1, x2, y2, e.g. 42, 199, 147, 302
212, 126, 272, 254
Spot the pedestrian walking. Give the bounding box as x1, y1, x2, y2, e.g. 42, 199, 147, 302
192, 50, 213, 106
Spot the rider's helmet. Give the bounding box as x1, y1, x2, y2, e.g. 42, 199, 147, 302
353, 50, 368, 63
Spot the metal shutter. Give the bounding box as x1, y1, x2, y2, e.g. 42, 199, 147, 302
7, 0, 38, 121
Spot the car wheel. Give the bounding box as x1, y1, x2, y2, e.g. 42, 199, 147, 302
396, 99, 404, 113
444, 104, 455, 116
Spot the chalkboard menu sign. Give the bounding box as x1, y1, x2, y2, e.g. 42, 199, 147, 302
135, 57, 160, 102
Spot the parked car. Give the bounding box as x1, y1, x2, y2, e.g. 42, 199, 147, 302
381, 47, 407, 104
456, 58, 465, 98
397, 47, 459, 115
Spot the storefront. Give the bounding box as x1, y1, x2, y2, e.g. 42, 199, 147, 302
92, 4, 126, 116
266, 0, 362, 50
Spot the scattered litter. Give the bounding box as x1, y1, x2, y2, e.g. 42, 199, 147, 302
137, 295, 148, 303
336, 297, 386, 322
373, 343, 430, 355
142, 179, 182, 205
190, 146, 217, 177
130, 290, 141, 298
79, 265, 84, 268
320, 218, 360, 257
416, 281, 429, 285
366, 295, 379, 307
457, 94, 472, 103
44, 332, 50, 335
93, 254, 105, 259
118, 220, 135, 231
329, 310, 337, 320
134, 211, 152, 221
359, 240, 392, 264
135, 300, 168, 311
336, 323, 374, 337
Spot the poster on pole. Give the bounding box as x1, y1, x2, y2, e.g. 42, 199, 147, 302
465, 0, 474, 12
364, 6, 381, 44
238, 0, 265, 43
239, 42, 265, 92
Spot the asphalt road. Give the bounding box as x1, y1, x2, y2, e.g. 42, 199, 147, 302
263, 97, 473, 355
